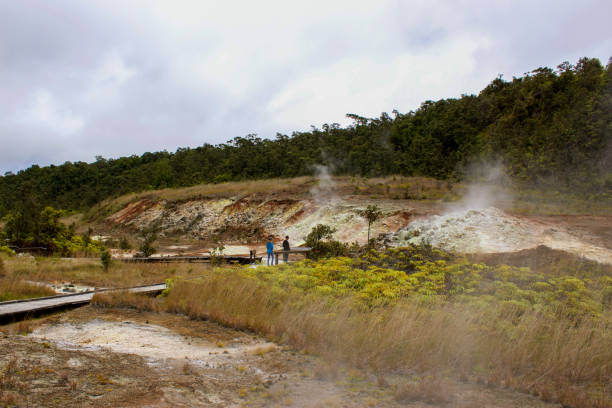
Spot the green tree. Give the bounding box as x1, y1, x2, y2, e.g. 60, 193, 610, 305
358, 205, 383, 243
305, 224, 347, 259
100, 250, 111, 271
139, 227, 158, 257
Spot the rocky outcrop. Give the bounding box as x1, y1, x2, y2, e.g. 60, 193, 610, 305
105, 194, 413, 245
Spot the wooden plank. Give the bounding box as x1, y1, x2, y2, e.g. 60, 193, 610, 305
273, 247, 312, 265
0, 283, 166, 323
121, 256, 261, 264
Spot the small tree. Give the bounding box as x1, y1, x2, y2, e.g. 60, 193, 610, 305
209, 243, 225, 266
305, 224, 337, 247
305, 224, 347, 259
139, 226, 158, 257
358, 205, 383, 242
119, 237, 132, 250
100, 250, 111, 271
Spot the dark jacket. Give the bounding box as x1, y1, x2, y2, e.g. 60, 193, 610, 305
282, 239, 290, 251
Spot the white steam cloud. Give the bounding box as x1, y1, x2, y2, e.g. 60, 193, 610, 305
447, 161, 513, 213
310, 164, 338, 205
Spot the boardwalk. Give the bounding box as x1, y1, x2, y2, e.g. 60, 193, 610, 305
121, 255, 261, 264
0, 283, 166, 323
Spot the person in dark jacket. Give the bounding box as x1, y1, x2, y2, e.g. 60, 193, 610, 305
282, 236, 290, 263
266, 236, 274, 266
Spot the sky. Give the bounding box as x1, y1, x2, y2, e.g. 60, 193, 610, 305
1, 0, 611, 174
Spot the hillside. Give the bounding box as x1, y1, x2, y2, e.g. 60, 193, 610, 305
1, 57, 611, 216
82, 176, 612, 266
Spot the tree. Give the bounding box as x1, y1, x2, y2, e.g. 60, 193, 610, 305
305, 224, 336, 246
305, 224, 347, 259
100, 250, 111, 271
0, 56, 610, 214
119, 237, 132, 250
139, 226, 158, 257
358, 205, 383, 243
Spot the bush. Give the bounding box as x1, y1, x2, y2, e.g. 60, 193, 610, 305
119, 237, 132, 250
309, 240, 349, 259
139, 227, 158, 257
0, 245, 15, 256
305, 224, 348, 259
100, 250, 111, 271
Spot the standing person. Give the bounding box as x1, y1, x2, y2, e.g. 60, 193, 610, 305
266, 236, 274, 266
282, 236, 290, 263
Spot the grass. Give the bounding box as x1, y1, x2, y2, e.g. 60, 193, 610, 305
4, 236, 610, 407
0, 279, 56, 302
511, 187, 612, 215
91, 246, 612, 408
1, 255, 209, 289
0, 257, 56, 301
95, 273, 611, 407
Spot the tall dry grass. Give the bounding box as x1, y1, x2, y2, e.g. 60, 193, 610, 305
3, 256, 209, 288
0, 277, 56, 302
108, 271, 610, 408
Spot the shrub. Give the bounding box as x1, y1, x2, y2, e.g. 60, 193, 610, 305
119, 237, 132, 250
0, 245, 15, 256
100, 250, 111, 271
139, 227, 158, 257
305, 224, 348, 259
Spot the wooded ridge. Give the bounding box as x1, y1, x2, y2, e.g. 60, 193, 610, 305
1, 57, 610, 215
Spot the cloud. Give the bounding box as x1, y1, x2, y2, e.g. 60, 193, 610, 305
0, 0, 610, 173
16, 90, 84, 136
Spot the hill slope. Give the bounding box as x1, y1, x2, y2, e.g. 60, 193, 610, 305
1, 57, 611, 215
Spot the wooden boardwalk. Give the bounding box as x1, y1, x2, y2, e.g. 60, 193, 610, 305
0, 283, 166, 323
121, 255, 261, 264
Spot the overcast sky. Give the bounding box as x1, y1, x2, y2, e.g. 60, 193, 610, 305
1, 0, 611, 173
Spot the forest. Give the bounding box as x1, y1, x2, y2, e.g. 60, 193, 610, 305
1, 57, 610, 216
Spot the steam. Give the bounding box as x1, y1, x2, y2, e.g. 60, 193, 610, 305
310, 164, 338, 205
447, 161, 513, 213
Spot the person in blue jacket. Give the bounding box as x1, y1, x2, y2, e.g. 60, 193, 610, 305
266, 236, 274, 266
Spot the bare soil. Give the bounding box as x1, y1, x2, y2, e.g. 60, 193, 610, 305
1, 307, 560, 407
528, 214, 612, 251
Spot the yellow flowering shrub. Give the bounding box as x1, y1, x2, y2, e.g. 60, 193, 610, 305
243, 245, 609, 318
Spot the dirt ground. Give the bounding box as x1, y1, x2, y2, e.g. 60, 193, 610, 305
1, 306, 561, 408
529, 214, 612, 251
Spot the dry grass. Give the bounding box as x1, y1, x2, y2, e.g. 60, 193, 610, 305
511, 187, 612, 216
349, 175, 456, 201
93, 270, 612, 408
393, 375, 455, 405
2, 256, 209, 288
91, 291, 162, 312
0, 277, 56, 302
137, 175, 455, 203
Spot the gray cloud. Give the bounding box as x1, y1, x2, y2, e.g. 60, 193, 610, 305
1, 0, 611, 173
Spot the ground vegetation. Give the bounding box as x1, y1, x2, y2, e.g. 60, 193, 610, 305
91, 245, 611, 408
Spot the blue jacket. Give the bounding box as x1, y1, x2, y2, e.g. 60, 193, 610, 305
266, 241, 274, 254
